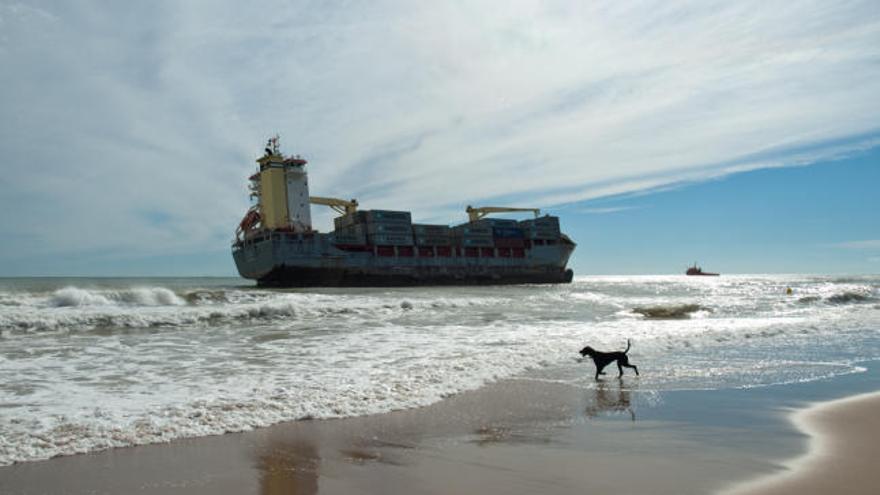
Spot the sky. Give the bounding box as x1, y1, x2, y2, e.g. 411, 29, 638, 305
0, 0, 878, 276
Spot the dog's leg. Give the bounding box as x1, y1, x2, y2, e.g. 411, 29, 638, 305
620, 363, 639, 376
595, 361, 609, 380
619, 356, 639, 376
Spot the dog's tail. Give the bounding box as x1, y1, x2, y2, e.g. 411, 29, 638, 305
624, 339, 631, 354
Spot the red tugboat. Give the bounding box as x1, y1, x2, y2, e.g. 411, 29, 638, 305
686, 263, 719, 276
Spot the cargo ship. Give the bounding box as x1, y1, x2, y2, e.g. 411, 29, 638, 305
232, 137, 576, 287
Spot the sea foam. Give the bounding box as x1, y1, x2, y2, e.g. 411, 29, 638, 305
0, 275, 878, 466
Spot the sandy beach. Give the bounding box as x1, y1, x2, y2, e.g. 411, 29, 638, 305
3, 365, 879, 495
728, 391, 880, 495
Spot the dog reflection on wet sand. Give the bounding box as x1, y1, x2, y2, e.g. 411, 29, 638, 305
584, 378, 636, 422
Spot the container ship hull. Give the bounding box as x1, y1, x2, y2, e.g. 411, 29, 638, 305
233, 232, 575, 287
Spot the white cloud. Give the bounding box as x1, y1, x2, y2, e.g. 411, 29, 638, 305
577, 206, 640, 215
1, 1, 879, 268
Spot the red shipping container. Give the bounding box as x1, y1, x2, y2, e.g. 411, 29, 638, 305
376, 246, 395, 257
494, 238, 525, 248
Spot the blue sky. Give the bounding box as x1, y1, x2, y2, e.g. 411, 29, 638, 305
0, 1, 878, 276
559, 148, 880, 275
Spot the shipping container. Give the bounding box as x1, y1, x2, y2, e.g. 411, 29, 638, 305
364, 210, 412, 224
494, 238, 525, 248
524, 229, 560, 240
452, 224, 492, 236
519, 216, 561, 239
535, 216, 560, 227
492, 227, 525, 239
412, 224, 451, 236
333, 235, 366, 245
459, 237, 494, 247
335, 223, 366, 235
519, 216, 560, 230
366, 223, 412, 235
415, 236, 452, 246
332, 224, 367, 245
334, 211, 367, 230
368, 233, 414, 246
375, 246, 395, 257
474, 218, 518, 228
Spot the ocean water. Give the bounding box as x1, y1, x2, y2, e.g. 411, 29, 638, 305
0, 275, 877, 465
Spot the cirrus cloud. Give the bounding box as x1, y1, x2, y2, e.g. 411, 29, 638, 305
1, 0, 879, 273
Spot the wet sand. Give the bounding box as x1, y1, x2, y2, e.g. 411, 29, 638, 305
727, 391, 880, 495
1, 374, 878, 495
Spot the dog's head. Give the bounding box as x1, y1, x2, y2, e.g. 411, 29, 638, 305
579, 346, 595, 357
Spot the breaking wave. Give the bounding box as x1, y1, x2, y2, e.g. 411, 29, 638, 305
795, 289, 875, 306
0, 287, 505, 333
632, 304, 705, 319
826, 290, 874, 305
49, 287, 186, 307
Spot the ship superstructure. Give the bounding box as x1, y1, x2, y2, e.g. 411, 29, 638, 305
233, 137, 575, 287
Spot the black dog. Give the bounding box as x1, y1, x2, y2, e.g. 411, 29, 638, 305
579, 339, 639, 380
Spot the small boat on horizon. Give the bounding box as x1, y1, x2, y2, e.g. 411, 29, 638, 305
686, 263, 719, 276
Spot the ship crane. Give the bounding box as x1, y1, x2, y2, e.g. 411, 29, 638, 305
309, 196, 359, 215
466, 205, 540, 223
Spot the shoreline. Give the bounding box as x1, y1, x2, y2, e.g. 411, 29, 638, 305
2, 368, 879, 494
724, 390, 880, 495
